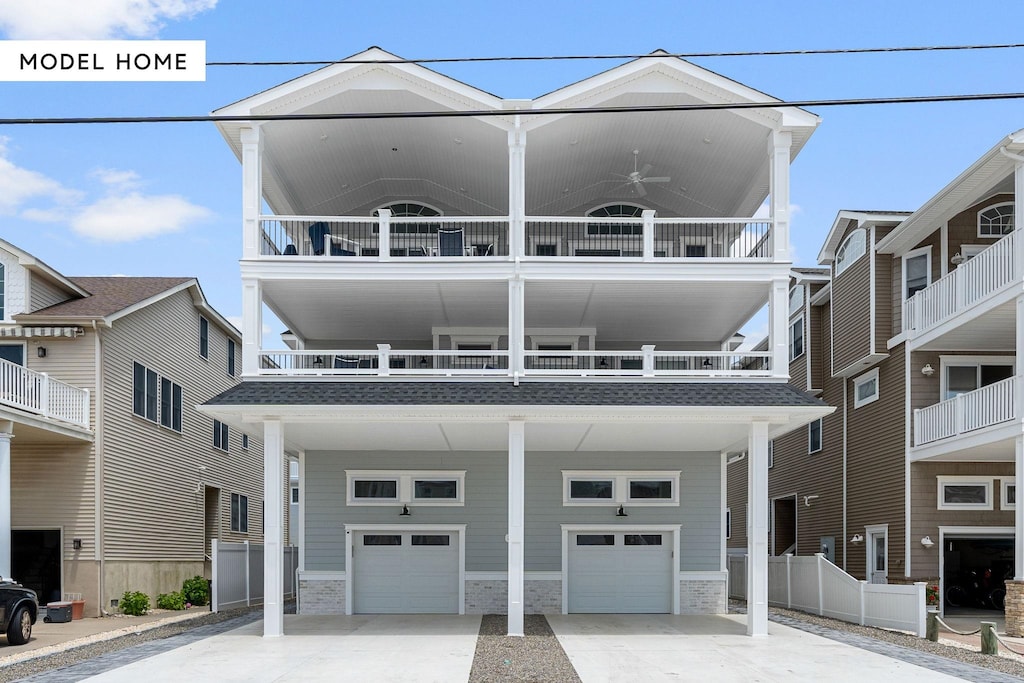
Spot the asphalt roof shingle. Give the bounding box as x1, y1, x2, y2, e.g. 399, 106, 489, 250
18, 277, 192, 320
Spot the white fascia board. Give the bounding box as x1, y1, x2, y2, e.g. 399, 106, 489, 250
809, 282, 831, 306
817, 212, 910, 264
0, 238, 89, 297
792, 271, 830, 284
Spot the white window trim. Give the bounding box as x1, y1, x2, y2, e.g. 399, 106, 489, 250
768, 441, 774, 469
346, 470, 466, 507
808, 418, 823, 454
939, 355, 1015, 399
853, 368, 880, 408
530, 336, 580, 350
1001, 478, 1016, 511
725, 508, 732, 539
561, 470, 680, 506
937, 475, 993, 510
901, 245, 932, 300
529, 237, 562, 256
865, 523, 888, 578
789, 315, 804, 362
449, 335, 499, 351
977, 201, 1014, 237
835, 228, 866, 276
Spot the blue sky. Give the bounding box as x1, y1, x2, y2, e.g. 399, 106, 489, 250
1, 0, 1023, 344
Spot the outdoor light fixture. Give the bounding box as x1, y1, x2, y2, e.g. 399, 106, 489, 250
921, 364, 935, 377
950, 252, 966, 266
850, 534, 864, 545
399, 504, 411, 517
702, 357, 713, 368
73, 538, 82, 550
598, 357, 609, 369
920, 536, 935, 548
616, 504, 628, 517
313, 355, 324, 369
36, 347, 46, 358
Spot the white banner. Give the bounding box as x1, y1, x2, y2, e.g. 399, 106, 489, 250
0, 40, 206, 81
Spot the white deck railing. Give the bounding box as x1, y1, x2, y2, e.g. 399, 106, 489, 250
903, 231, 1015, 334
258, 346, 772, 378
0, 358, 90, 428
728, 553, 927, 637
913, 376, 1017, 446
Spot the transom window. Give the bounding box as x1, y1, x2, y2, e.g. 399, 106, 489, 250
835, 228, 866, 275
346, 470, 465, 506
586, 204, 645, 235
938, 476, 992, 510
373, 203, 442, 233
853, 368, 879, 408
978, 202, 1014, 237
563, 471, 679, 506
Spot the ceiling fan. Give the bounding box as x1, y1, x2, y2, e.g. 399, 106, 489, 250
613, 149, 671, 197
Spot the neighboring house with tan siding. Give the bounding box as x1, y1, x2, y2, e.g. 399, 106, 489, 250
0, 238, 266, 615
726, 127, 1024, 631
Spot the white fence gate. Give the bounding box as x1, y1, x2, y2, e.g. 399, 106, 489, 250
211, 540, 299, 612
727, 553, 927, 637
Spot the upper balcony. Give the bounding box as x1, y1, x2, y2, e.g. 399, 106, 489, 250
0, 358, 90, 430
911, 375, 1016, 461
901, 231, 1017, 349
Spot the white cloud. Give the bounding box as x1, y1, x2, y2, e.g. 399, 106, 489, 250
91, 168, 142, 190
0, 137, 81, 214
71, 192, 210, 242
0, 0, 217, 39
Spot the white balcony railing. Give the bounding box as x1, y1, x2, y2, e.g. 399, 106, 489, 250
913, 376, 1016, 446
903, 231, 1016, 334
258, 346, 772, 378
0, 358, 90, 428
257, 213, 773, 261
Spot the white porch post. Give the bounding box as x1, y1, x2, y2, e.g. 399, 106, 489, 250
769, 129, 792, 263
769, 277, 789, 379
240, 126, 263, 261
263, 420, 285, 637
509, 278, 525, 377
1016, 436, 1023, 580
507, 419, 526, 636
747, 420, 770, 636
0, 430, 11, 578
508, 117, 526, 259
241, 278, 262, 377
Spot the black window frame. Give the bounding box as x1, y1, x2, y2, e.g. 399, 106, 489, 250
213, 419, 229, 452
230, 493, 248, 533
199, 316, 209, 359
227, 339, 236, 377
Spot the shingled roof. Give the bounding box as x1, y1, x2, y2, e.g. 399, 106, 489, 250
17, 277, 193, 320
205, 381, 826, 408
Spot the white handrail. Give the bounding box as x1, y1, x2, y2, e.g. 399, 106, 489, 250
914, 376, 1017, 446
0, 358, 90, 427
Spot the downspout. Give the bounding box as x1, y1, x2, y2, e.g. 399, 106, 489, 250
842, 376, 848, 571
92, 320, 106, 614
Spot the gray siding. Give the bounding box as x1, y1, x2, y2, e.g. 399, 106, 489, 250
305, 449, 722, 573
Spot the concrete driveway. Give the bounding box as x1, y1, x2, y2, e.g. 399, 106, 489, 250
547, 614, 979, 683
79, 614, 481, 683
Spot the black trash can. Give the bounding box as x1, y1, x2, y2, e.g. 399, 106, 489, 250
44, 601, 72, 623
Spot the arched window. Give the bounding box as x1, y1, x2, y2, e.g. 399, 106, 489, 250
586, 204, 645, 236
373, 202, 442, 234
835, 228, 866, 275
978, 202, 1014, 237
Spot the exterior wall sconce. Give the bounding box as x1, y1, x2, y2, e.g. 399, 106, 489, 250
36, 347, 47, 358
803, 495, 820, 507
616, 504, 628, 517
950, 252, 966, 266
921, 364, 935, 377
419, 356, 428, 368
850, 534, 864, 545
72, 538, 82, 550
313, 355, 324, 368
920, 536, 935, 548
399, 504, 411, 516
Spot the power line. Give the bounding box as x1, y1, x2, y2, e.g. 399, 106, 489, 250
207, 43, 1024, 67
2, 91, 1024, 126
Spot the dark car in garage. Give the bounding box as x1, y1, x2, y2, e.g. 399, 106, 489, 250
0, 578, 38, 645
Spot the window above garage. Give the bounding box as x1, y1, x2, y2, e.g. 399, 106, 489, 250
937, 476, 992, 510
347, 470, 466, 506
562, 470, 680, 506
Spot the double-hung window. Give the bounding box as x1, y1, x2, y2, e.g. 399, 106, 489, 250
134, 362, 180, 430
231, 493, 249, 532
213, 419, 229, 451
903, 247, 931, 299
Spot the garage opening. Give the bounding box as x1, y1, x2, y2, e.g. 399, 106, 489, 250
943, 536, 1012, 614
351, 529, 460, 614
567, 530, 673, 613
12, 529, 61, 604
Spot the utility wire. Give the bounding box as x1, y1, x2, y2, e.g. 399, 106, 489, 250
2, 91, 1024, 126
207, 43, 1024, 67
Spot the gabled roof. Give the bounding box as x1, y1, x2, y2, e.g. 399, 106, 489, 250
876, 128, 1024, 255
817, 210, 912, 265
0, 237, 90, 298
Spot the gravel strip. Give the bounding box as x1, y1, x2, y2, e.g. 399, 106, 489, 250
732, 602, 1024, 682
469, 615, 581, 683
0, 608, 261, 683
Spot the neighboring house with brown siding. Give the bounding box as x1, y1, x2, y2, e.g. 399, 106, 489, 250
727, 128, 1024, 626
0, 238, 268, 615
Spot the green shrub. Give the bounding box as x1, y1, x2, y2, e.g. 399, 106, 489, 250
120, 590, 150, 616
156, 591, 186, 610
181, 576, 209, 607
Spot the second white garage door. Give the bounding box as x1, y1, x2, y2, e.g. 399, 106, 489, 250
351, 530, 459, 614
567, 531, 673, 613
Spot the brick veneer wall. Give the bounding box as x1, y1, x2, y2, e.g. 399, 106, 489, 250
679, 578, 727, 614
465, 579, 563, 614
298, 578, 346, 615
1006, 580, 1024, 637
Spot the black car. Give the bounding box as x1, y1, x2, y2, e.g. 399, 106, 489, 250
0, 578, 38, 645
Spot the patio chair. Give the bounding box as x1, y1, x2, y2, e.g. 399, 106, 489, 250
309, 222, 331, 256
333, 356, 360, 369
283, 244, 298, 256
438, 227, 465, 256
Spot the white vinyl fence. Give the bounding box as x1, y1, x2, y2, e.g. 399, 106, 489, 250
728, 553, 927, 637
211, 540, 299, 612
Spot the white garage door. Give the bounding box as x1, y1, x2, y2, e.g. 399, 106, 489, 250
568, 531, 673, 613
352, 531, 459, 614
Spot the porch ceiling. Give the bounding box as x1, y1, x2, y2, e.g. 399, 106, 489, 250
262, 279, 767, 345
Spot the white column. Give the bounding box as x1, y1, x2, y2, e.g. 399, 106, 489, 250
508, 119, 526, 259
0, 432, 11, 578
241, 278, 262, 377
507, 420, 526, 636
263, 420, 285, 637
509, 278, 524, 377
747, 420, 770, 636
241, 126, 263, 261
769, 130, 792, 263
1016, 158, 1024, 580
769, 278, 789, 379
1016, 436, 1024, 580
378, 208, 392, 261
